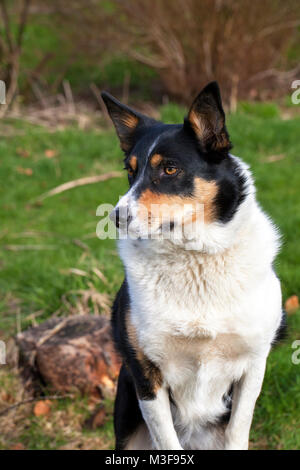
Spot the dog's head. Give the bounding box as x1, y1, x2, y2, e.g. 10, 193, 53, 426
102, 82, 247, 245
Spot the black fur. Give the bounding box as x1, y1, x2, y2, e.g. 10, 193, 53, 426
111, 280, 162, 449
273, 309, 287, 344
114, 364, 143, 450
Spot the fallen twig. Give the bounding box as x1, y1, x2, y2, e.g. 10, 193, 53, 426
24, 309, 44, 327
92, 267, 108, 285
36, 318, 70, 348
4, 244, 57, 251
63, 80, 75, 115
33, 171, 123, 203
60, 268, 88, 277
72, 238, 90, 251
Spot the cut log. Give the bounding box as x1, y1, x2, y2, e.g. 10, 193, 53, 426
16, 315, 121, 398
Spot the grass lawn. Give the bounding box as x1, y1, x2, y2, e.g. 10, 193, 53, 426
0, 102, 300, 449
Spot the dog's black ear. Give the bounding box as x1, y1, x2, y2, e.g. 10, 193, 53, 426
185, 82, 231, 154
101, 92, 156, 153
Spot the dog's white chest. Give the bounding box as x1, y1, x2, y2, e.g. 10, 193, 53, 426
141, 322, 250, 442
122, 237, 262, 341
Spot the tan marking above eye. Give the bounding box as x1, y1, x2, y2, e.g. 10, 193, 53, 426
128, 155, 137, 174
150, 153, 163, 168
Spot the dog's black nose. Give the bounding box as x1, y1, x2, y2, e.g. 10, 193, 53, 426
114, 207, 121, 228
113, 207, 131, 228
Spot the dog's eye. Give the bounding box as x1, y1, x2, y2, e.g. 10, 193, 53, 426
164, 167, 178, 176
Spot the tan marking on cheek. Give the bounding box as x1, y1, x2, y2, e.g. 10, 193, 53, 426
138, 190, 182, 225
138, 190, 183, 212
150, 153, 163, 168
138, 179, 218, 226
193, 177, 218, 223
129, 155, 137, 172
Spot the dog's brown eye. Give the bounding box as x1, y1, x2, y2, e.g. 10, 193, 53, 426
127, 167, 134, 176
164, 167, 177, 175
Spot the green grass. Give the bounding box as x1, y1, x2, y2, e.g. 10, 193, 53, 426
0, 123, 125, 333
0, 102, 300, 449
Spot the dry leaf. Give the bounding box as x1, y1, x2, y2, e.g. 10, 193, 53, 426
16, 167, 33, 176
16, 148, 30, 158
88, 393, 102, 408
100, 375, 115, 391
10, 443, 25, 450
33, 400, 52, 417
0, 391, 14, 403
285, 295, 299, 315
45, 149, 58, 158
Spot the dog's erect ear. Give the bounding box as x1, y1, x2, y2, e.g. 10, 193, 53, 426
185, 82, 231, 154
101, 92, 157, 153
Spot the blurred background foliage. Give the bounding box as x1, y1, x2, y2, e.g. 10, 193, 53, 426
0, 0, 299, 113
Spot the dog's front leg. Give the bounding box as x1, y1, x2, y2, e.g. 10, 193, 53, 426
224, 358, 267, 450
138, 387, 183, 450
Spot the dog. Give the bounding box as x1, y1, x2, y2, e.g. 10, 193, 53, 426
101, 82, 285, 450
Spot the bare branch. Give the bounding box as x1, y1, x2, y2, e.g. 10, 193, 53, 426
33, 171, 123, 203
17, 0, 31, 50
90, 83, 113, 125
0, 0, 13, 53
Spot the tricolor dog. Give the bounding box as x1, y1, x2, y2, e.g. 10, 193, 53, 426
101, 82, 285, 450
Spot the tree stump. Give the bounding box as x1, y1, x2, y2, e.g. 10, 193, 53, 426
16, 315, 121, 398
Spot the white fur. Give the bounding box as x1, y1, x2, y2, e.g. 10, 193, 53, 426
139, 388, 182, 450
117, 155, 282, 450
